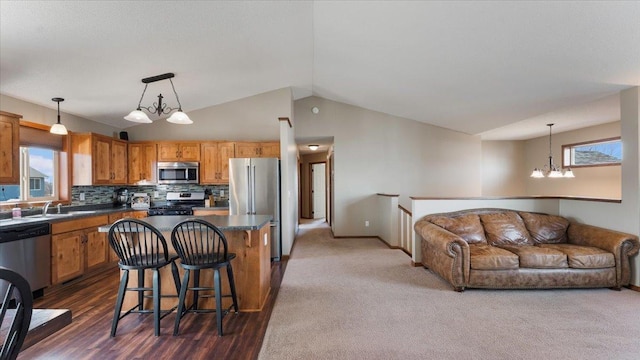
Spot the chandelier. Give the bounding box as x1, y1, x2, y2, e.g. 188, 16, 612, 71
530, 123, 574, 178
124, 73, 193, 125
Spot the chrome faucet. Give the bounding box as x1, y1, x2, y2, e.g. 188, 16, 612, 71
57, 203, 62, 214
42, 200, 53, 215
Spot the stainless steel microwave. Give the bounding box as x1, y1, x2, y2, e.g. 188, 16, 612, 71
157, 162, 199, 184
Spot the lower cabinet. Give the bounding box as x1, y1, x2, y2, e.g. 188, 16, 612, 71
51, 215, 109, 285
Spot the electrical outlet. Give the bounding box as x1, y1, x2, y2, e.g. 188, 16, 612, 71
220, 190, 225, 197
80, 192, 85, 201
153, 191, 159, 198
365, 220, 369, 227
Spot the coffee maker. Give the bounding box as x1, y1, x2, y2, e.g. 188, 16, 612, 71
113, 188, 129, 207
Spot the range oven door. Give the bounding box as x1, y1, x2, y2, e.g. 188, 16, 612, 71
157, 162, 199, 184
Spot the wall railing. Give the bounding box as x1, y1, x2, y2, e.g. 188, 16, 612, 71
398, 204, 412, 255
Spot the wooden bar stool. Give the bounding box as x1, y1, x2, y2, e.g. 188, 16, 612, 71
171, 219, 239, 336
1, 266, 33, 360
108, 219, 181, 337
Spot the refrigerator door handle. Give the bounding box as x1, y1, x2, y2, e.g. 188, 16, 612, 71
246, 165, 251, 214
251, 165, 257, 214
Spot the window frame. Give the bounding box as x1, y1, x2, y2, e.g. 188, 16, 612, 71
19, 146, 60, 202
562, 136, 622, 169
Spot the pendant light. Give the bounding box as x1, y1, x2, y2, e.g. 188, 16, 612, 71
124, 72, 193, 124
50, 97, 68, 135
530, 123, 574, 178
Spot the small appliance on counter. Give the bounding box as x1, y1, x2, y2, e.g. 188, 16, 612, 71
113, 188, 129, 207
130, 193, 151, 210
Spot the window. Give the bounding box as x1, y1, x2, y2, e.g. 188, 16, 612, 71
30, 178, 42, 191
0, 147, 59, 203
562, 137, 622, 168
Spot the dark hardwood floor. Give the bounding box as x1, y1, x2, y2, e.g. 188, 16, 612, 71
19, 260, 287, 360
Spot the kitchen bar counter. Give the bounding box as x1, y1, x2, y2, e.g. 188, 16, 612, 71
100, 214, 272, 312
97, 214, 270, 233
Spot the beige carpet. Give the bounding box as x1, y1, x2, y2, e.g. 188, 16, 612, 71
258, 220, 640, 360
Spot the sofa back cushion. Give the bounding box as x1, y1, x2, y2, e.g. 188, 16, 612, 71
429, 214, 487, 244
518, 212, 569, 244
479, 212, 533, 245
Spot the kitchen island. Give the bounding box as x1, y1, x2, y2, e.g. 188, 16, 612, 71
98, 214, 272, 312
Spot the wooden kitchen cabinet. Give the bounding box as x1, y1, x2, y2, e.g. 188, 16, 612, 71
51, 229, 85, 284
201, 142, 235, 184
235, 141, 280, 158
51, 215, 110, 284
0, 111, 21, 184
71, 133, 128, 185
128, 142, 157, 184
157, 142, 200, 162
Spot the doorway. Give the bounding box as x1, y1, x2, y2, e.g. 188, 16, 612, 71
311, 163, 326, 219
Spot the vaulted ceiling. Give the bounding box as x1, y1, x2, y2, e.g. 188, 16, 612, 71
1, 1, 639, 139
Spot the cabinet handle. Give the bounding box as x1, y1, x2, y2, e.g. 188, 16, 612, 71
176, 150, 179, 158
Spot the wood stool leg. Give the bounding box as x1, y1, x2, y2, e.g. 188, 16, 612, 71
111, 269, 129, 337
153, 269, 160, 336
226, 264, 239, 313
173, 269, 191, 336
214, 268, 223, 336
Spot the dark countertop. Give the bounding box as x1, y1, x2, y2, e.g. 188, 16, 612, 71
191, 207, 229, 211
0, 206, 146, 230
97, 214, 272, 233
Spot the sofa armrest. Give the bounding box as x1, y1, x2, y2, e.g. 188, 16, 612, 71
415, 220, 470, 289
567, 223, 640, 286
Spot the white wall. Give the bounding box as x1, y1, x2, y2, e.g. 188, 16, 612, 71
558, 87, 639, 286
294, 96, 482, 237
376, 194, 399, 247
126, 88, 291, 141
481, 140, 526, 196
0, 94, 121, 136
280, 117, 298, 257
524, 121, 621, 198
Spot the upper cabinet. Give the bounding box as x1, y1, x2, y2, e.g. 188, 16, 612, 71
235, 142, 280, 158
0, 111, 21, 184
201, 142, 235, 184
157, 142, 200, 162
71, 133, 128, 185
128, 142, 157, 184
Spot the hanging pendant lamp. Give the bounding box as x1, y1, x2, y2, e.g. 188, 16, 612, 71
124, 73, 193, 124
50, 97, 68, 135
530, 123, 574, 178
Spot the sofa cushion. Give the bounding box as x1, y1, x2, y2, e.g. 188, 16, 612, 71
538, 244, 615, 269
498, 245, 568, 269
429, 214, 487, 244
469, 244, 519, 270
479, 212, 533, 245
519, 212, 569, 244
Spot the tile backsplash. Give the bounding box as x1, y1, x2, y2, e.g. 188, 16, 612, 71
71, 184, 229, 206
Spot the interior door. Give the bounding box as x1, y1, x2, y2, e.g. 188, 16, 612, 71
312, 163, 326, 219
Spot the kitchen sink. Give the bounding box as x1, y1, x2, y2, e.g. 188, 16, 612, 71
27, 213, 73, 219
65, 210, 99, 215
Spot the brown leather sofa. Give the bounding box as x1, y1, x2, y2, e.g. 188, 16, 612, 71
414, 208, 640, 291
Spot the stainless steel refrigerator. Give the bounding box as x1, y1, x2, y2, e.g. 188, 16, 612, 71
229, 158, 281, 260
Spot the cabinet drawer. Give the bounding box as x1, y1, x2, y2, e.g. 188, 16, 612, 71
52, 215, 109, 234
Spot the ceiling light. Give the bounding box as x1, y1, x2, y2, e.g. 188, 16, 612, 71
530, 123, 575, 178
124, 72, 192, 125
311, 107, 319, 114
50, 97, 68, 135
308, 144, 319, 151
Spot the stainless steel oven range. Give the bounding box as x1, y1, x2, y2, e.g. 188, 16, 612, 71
147, 192, 205, 216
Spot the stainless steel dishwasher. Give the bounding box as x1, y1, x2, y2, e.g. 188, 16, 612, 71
0, 222, 51, 298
